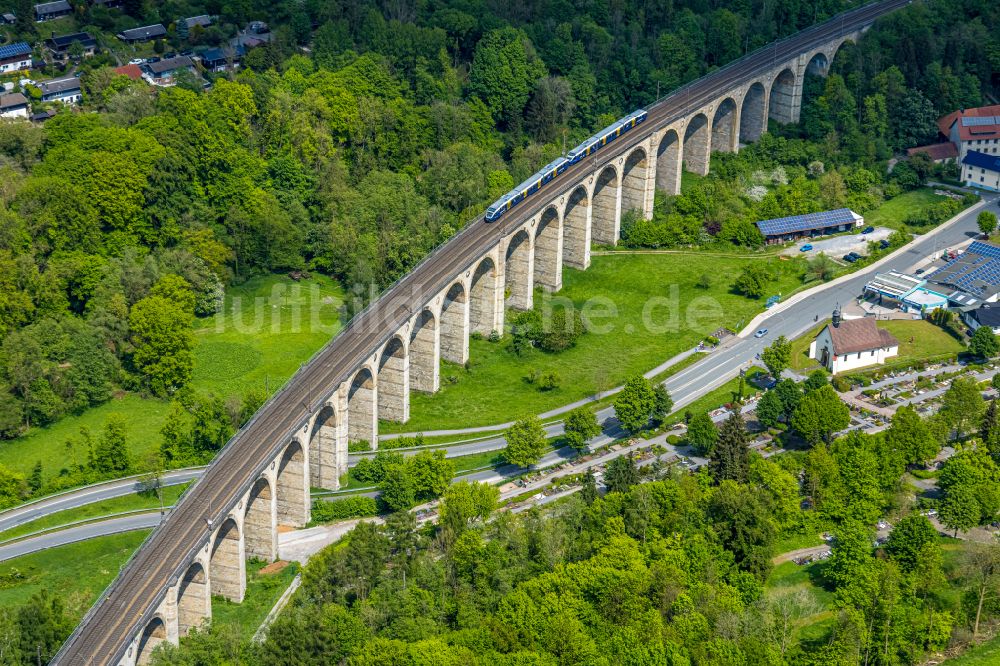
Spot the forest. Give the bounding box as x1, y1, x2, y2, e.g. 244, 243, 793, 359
0, 0, 998, 660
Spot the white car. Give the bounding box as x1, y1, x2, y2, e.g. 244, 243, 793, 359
754, 328, 768, 338
128, 58, 145, 65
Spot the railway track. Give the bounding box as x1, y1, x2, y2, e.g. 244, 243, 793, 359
54, 1, 910, 662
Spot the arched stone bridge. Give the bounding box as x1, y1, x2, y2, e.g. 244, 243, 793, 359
53, 1, 909, 663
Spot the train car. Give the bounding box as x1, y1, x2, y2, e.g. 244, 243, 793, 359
566, 108, 647, 164
485, 157, 568, 223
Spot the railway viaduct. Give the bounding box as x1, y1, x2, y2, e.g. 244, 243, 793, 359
53, 2, 909, 663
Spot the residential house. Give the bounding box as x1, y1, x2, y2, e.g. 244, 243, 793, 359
34, 0, 72, 21
117, 24, 167, 43
30, 108, 57, 122
0, 43, 32, 74
937, 105, 1000, 162
142, 55, 195, 86
37, 76, 82, 104
113, 63, 144, 80
200, 45, 244, 72
963, 303, 1000, 335
808, 310, 899, 374
183, 14, 213, 29
1, 12, 17, 24
961, 150, 1000, 192
906, 142, 958, 164
0, 93, 30, 119
46, 32, 97, 58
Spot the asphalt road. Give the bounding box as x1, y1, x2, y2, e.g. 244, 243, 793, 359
0, 513, 163, 563
53, 4, 913, 662
0, 470, 201, 535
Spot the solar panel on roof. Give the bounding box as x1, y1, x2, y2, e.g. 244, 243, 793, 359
0, 43, 31, 60
961, 116, 1000, 127
755, 208, 856, 236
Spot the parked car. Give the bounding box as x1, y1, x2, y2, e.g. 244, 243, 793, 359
862, 226, 875, 234
128, 58, 145, 65
915, 268, 926, 275
843, 253, 858, 263
754, 328, 768, 338
880, 239, 890, 249
799, 243, 813, 252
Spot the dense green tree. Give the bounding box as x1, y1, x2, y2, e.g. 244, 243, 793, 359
614, 375, 656, 433
0, 464, 27, 509
129, 293, 194, 397
379, 463, 416, 512
939, 483, 979, 537
469, 27, 547, 125
92, 414, 131, 477
686, 411, 718, 454
604, 453, 639, 494
652, 385, 673, 424
504, 416, 547, 468
734, 264, 769, 298
708, 480, 777, 579
407, 450, 454, 501
16, 590, 73, 662
884, 515, 938, 573
439, 481, 498, 535
709, 412, 751, 484
563, 406, 601, 451
939, 377, 986, 439
977, 211, 998, 237
803, 370, 829, 392
755, 389, 784, 428
888, 405, 940, 465
969, 325, 1000, 359
761, 335, 792, 378
791, 384, 850, 445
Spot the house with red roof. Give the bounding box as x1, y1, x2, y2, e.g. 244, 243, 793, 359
937, 104, 1000, 162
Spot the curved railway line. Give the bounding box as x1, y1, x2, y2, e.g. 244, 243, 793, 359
54, 1, 910, 661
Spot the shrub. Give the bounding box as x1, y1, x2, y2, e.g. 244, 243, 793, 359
831, 376, 851, 392
537, 371, 560, 391
311, 496, 379, 523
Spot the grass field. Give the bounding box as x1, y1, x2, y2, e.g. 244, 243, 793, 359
765, 560, 836, 646
0, 531, 149, 619
878, 319, 966, 362
946, 634, 1000, 664
209, 559, 300, 643
386, 254, 806, 432
0, 275, 344, 483
670, 366, 767, 422
864, 188, 952, 232
0, 484, 190, 543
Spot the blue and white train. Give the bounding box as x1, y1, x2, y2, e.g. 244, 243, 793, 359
485, 108, 648, 222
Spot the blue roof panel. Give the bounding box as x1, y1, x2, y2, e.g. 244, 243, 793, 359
755, 208, 857, 237
963, 150, 1000, 172
0, 42, 31, 60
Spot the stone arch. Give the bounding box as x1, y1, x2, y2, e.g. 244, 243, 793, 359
210, 517, 243, 602
136, 616, 167, 665
244, 477, 275, 561
562, 186, 590, 270
177, 561, 209, 638
740, 82, 767, 144
276, 439, 308, 526
533, 206, 562, 291
309, 403, 340, 490
712, 98, 738, 154
591, 165, 620, 246
469, 256, 501, 337
439, 281, 468, 364
656, 129, 681, 195
769, 68, 798, 124
806, 51, 830, 77
621, 148, 649, 222
409, 309, 439, 393
378, 335, 409, 423
683, 113, 710, 176
505, 228, 533, 310
347, 367, 377, 446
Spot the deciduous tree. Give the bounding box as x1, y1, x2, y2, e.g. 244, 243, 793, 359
614, 375, 655, 433
564, 406, 601, 451
761, 335, 792, 378
504, 416, 547, 468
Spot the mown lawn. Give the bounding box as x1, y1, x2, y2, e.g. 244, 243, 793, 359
0, 484, 189, 543
0, 275, 344, 482
387, 254, 806, 432
790, 322, 826, 373
864, 188, 951, 232
879, 319, 966, 362
0, 531, 149, 619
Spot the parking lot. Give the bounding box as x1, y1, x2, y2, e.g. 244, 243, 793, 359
781, 226, 893, 259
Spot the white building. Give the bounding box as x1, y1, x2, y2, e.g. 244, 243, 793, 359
962, 150, 1000, 192
0, 93, 30, 119
809, 313, 899, 374
963, 304, 1000, 335
0, 43, 32, 74
938, 105, 1000, 162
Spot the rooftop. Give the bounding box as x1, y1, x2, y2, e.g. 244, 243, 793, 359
906, 142, 958, 161
38, 77, 81, 95
184, 15, 213, 28
145, 55, 193, 75
47, 32, 96, 49
0, 42, 32, 61
939, 105, 1000, 143
113, 63, 144, 80
963, 150, 1000, 173
34, 0, 71, 13
969, 304, 1000, 328
825, 318, 899, 356
864, 270, 925, 299
0, 92, 29, 109
928, 241, 1000, 299
118, 24, 167, 41
755, 208, 861, 237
